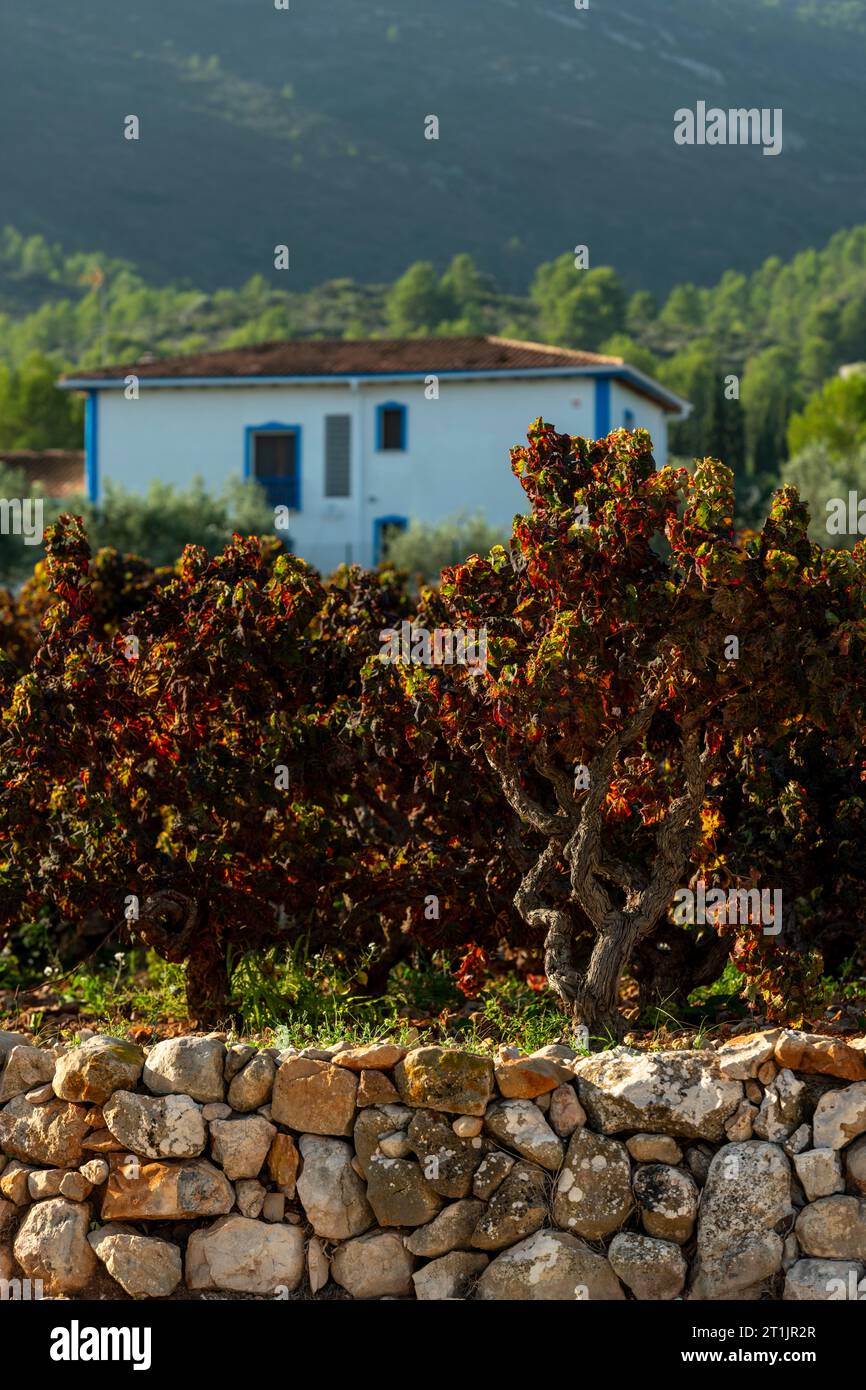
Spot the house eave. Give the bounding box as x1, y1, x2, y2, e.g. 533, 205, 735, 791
59, 365, 690, 417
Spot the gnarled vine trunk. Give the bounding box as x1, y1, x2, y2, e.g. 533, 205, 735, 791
135, 890, 229, 1029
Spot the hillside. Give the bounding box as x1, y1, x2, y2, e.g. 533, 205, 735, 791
1, 0, 865, 295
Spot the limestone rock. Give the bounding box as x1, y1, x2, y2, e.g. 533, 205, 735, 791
553, 1128, 633, 1239
52, 1035, 144, 1104
794, 1147, 845, 1201
102, 1091, 207, 1160
494, 1055, 573, 1099
812, 1082, 866, 1150
27, 1168, 66, 1200
332, 1043, 406, 1071
476, 1229, 625, 1301
484, 1100, 563, 1171
357, 1068, 400, 1107
405, 1198, 485, 1257
209, 1115, 275, 1180
844, 1133, 866, 1193
186, 1214, 304, 1295
471, 1161, 547, 1250
142, 1036, 225, 1104
353, 1104, 412, 1177
80, 1158, 109, 1186
633, 1163, 699, 1244
226, 1053, 275, 1112
0, 1094, 90, 1167
0, 1030, 30, 1060
452, 1115, 483, 1138
296, 1134, 373, 1240
548, 1084, 586, 1138
307, 1235, 330, 1293
101, 1156, 234, 1221
406, 1109, 483, 1197
684, 1144, 712, 1188
784, 1257, 865, 1300
223, 1044, 254, 1082
27, 1168, 91, 1202
0, 1198, 15, 1247
271, 1057, 357, 1136
332, 1229, 415, 1299
81, 1128, 125, 1153
13, 1197, 96, 1294
689, 1231, 784, 1300
715, 1030, 780, 1080
698, 1141, 792, 1260
263, 1192, 285, 1223
235, 1178, 266, 1218
394, 1047, 494, 1116
608, 1231, 687, 1300
202, 1102, 231, 1121
795, 1196, 866, 1260
775, 1030, 866, 1083
724, 1099, 757, 1142
267, 1132, 299, 1196
365, 1153, 444, 1227
626, 1134, 683, 1165
379, 1130, 412, 1158
89, 1225, 182, 1297
0, 1044, 56, 1101
412, 1250, 488, 1300
25, 1083, 55, 1104
472, 1150, 515, 1200
0, 1159, 36, 1204
576, 1049, 742, 1141
784, 1124, 812, 1158
752, 1068, 804, 1143
59, 1171, 92, 1201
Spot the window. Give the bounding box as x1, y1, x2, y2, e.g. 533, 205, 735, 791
249, 427, 300, 509
623, 408, 635, 429
376, 402, 407, 451
324, 414, 351, 498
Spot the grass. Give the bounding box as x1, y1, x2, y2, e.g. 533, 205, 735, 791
5, 928, 863, 1053
0, 934, 603, 1052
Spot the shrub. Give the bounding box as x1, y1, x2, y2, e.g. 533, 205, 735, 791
376, 421, 866, 1036
0, 522, 526, 1023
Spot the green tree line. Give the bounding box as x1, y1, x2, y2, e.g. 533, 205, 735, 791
3, 223, 866, 530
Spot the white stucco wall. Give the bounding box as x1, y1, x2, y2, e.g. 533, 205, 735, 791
94, 375, 671, 572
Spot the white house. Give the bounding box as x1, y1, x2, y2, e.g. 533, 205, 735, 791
61, 337, 690, 573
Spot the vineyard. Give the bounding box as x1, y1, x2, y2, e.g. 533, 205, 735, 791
0, 421, 863, 1051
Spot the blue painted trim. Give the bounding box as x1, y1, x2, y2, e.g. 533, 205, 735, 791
594, 377, 611, 438
84, 390, 99, 502
244, 421, 302, 510
373, 514, 408, 564
623, 407, 635, 429
375, 401, 407, 451
59, 368, 689, 416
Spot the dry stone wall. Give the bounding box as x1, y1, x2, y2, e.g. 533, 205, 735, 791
3, 1026, 866, 1300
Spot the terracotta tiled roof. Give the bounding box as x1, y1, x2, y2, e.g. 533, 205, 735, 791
62, 336, 625, 383
0, 450, 85, 498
